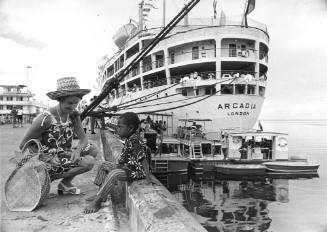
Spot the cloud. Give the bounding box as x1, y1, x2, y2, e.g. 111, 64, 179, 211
0, 12, 46, 50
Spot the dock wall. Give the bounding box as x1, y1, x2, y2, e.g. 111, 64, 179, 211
100, 130, 206, 232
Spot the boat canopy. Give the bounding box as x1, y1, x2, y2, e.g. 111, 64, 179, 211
162, 137, 181, 144
228, 131, 288, 137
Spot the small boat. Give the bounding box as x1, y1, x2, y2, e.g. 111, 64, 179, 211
215, 164, 266, 175
263, 161, 319, 173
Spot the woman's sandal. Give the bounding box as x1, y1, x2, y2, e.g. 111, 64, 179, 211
57, 182, 81, 195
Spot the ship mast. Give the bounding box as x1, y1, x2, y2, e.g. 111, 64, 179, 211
162, 0, 166, 27
139, 0, 144, 32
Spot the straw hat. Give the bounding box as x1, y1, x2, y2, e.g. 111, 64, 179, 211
46, 77, 90, 100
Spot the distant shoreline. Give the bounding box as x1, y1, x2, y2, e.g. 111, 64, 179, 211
260, 119, 327, 121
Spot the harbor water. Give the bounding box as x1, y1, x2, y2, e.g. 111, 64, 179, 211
157, 120, 327, 232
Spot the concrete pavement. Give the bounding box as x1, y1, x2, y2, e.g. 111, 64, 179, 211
0, 124, 129, 232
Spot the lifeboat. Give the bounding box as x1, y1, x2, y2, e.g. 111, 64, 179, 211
112, 23, 137, 48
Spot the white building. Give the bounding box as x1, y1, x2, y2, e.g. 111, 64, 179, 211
0, 84, 48, 123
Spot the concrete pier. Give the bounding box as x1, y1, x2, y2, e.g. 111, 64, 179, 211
101, 130, 206, 232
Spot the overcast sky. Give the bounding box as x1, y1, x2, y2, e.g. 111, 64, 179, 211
0, 0, 326, 119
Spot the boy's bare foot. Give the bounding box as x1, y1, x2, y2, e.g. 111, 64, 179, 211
85, 195, 97, 201
86, 195, 107, 202
83, 200, 102, 214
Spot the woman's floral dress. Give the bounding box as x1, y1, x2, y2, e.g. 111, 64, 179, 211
39, 111, 78, 176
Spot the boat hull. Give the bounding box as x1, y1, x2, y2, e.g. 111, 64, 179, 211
263, 161, 319, 173
151, 157, 189, 173
216, 164, 267, 175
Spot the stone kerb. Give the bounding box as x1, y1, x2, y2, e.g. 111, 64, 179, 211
100, 130, 206, 232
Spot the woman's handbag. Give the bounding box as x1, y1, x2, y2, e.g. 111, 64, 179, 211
4, 139, 51, 212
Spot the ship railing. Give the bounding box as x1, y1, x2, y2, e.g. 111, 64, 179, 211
125, 65, 140, 80
168, 48, 216, 65
220, 48, 257, 59
114, 70, 266, 97
126, 17, 268, 47
142, 59, 165, 72
174, 70, 264, 81
259, 50, 269, 62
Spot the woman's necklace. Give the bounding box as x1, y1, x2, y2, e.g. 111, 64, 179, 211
56, 106, 67, 124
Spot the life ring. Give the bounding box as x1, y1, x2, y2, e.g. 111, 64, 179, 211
278, 137, 288, 147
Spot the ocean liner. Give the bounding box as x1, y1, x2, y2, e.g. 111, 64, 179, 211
96, 0, 269, 138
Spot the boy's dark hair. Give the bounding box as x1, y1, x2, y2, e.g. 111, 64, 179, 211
120, 112, 140, 131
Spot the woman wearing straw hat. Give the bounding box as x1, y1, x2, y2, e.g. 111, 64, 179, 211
19, 77, 98, 195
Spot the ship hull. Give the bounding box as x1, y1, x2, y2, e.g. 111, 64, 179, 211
108, 84, 264, 134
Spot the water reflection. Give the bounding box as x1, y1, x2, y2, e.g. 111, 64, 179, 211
154, 172, 318, 232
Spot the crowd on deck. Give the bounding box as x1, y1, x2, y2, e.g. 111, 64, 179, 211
104, 70, 266, 101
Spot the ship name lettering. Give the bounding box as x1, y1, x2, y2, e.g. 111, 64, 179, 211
218, 103, 256, 110
227, 112, 250, 116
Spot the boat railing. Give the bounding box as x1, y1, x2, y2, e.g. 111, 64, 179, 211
203, 131, 221, 141
125, 17, 268, 48
220, 48, 257, 59
177, 128, 205, 141
107, 69, 266, 99
176, 70, 266, 83
142, 58, 165, 72
103, 44, 267, 84
125, 65, 140, 80
259, 50, 269, 62
168, 48, 216, 65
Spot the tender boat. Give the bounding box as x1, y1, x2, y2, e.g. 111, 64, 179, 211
148, 118, 224, 174
263, 161, 319, 173
151, 136, 189, 173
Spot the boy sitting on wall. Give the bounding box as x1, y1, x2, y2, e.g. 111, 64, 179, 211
84, 112, 152, 214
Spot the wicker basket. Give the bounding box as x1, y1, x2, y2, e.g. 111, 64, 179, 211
4, 139, 51, 212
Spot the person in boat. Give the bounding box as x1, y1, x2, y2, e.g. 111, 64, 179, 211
221, 133, 228, 160
19, 77, 98, 194
239, 139, 248, 159
84, 112, 152, 214
191, 121, 197, 130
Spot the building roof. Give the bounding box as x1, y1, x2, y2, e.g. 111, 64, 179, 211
0, 84, 27, 87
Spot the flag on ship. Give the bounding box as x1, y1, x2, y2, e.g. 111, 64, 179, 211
213, 0, 217, 19
242, 0, 255, 27
144, 2, 158, 9
258, 120, 263, 131
142, 0, 158, 25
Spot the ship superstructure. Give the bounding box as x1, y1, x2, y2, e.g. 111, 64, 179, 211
97, 3, 269, 138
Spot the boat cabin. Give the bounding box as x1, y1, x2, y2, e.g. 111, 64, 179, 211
175, 118, 223, 160
222, 130, 289, 161
160, 137, 181, 157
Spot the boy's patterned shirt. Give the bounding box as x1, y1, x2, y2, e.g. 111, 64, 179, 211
118, 133, 146, 181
